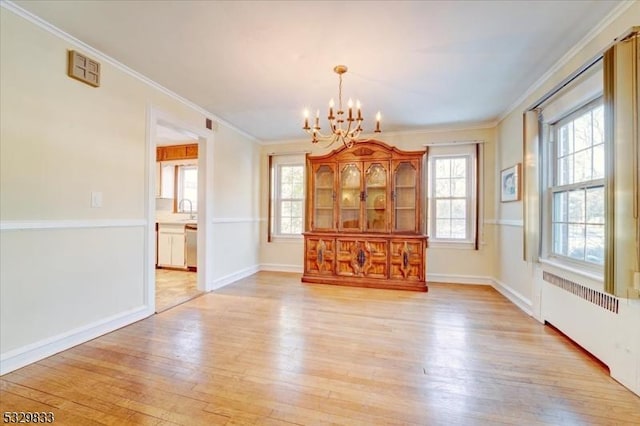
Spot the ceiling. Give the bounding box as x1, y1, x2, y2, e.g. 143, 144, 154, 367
13, 0, 625, 143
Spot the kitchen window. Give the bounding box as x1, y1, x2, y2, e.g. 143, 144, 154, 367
177, 165, 198, 213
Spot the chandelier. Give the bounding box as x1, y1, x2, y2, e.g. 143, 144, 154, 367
302, 65, 381, 148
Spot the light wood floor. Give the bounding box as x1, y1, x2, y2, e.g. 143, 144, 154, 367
155, 268, 202, 313
2, 272, 639, 425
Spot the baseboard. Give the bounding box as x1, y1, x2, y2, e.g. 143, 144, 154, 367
492, 278, 533, 316
210, 264, 261, 290
427, 273, 533, 316
427, 273, 494, 285
0, 305, 152, 376
260, 263, 304, 273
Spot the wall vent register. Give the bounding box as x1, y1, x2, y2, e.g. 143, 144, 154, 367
67, 50, 100, 87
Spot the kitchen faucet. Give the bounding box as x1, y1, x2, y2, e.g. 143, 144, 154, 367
178, 198, 195, 219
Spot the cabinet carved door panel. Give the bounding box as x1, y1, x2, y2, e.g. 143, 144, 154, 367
305, 237, 335, 275
390, 240, 424, 281
336, 238, 387, 278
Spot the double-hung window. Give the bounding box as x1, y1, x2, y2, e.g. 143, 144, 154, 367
548, 99, 605, 266
427, 144, 478, 247
271, 155, 305, 238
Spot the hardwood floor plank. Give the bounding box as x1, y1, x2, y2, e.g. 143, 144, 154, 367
2, 272, 639, 425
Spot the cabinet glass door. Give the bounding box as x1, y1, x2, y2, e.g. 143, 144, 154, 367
339, 163, 361, 230
313, 164, 335, 229
365, 162, 388, 232
394, 162, 417, 232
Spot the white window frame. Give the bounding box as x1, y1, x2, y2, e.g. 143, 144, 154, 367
427, 144, 478, 249
271, 155, 305, 240
177, 164, 198, 213
542, 97, 605, 276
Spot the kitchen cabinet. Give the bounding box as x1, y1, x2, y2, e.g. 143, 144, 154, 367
157, 224, 186, 268
156, 143, 198, 161
302, 139, 428, 291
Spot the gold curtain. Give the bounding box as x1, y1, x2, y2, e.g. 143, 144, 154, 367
603, 28, 639, 297
522, 109, 540, 262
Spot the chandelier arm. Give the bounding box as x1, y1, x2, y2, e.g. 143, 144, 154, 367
304, 127, 334, 140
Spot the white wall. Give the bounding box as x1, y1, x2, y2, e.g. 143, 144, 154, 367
494, 1, 640, 395
259, 127, 497, 284
0, 6, 260, 373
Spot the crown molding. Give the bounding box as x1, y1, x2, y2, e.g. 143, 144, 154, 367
497, 0, 635, 123
260, 120, 498, 146
0, 0, 260, 144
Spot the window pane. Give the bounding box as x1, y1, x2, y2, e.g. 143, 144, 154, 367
450, 220, 466, 239
436, 219, 450, 238
280, 218, 291, 234
558, 124, 572, 156
557, 155, 573, 186
436, 199, 450, 218
451, 178, 466, 197
435, 159, 450, 178
553, 223, 568, 256
585, 187, 604, 224
553, 192, 568, 222
592, 105, 604, 145
281, 201, 291, 217
281, 166, 292, 182
568, 224, 585, 261
292, 182, 304, 198
568, 190, 585, 223
592, 144, 604, 179
574, 149, 592, 182
558, 122, 574, 156
281, 183, 292, 198
451, 199, 466, 219
451, 158, 466, 178
291, 200, 303, 217
291, 217, 303, 234
573, 111, 592, 150
435, 179, 450, 197
586, 225, 604, 264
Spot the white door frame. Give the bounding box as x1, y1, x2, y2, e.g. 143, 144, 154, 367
145, 106, 215, 310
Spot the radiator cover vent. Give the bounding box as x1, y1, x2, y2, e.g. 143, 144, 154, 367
543, 271, 619, 314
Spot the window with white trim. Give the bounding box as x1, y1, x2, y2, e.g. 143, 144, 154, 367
548, 98, 605, 266
177, 165, 198, 213
427, 144, 478, 247
271, 155, 305, 238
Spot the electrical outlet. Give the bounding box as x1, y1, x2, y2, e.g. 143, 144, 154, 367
91, 191, 103, 208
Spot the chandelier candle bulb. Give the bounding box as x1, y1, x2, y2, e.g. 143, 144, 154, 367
375, 111, 381, 133
303, 109, 309, 129
329, 99, 335, 119
357, 100, 362, 120
348, 98, 354, 120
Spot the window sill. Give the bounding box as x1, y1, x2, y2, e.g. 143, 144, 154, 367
428, 240, 476, 250
270, 235, 303, 244
539, 258, 604, 284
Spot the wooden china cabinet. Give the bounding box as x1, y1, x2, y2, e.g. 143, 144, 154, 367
302, 139, 428, 291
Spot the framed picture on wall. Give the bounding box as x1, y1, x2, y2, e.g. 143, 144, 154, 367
500, 163, 521, 202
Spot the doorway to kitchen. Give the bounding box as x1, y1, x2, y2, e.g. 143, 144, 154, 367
147, 110, 213, 314
155, 129, 202, 312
